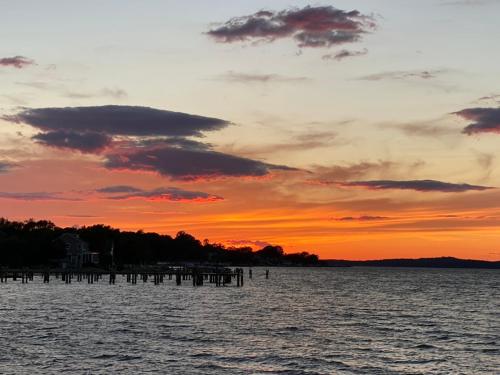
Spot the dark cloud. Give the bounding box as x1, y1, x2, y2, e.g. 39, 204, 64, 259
32, 131, 112, 153
105, 145, 296, 181
454, 107, 500, 135
97, 185, 223, 202
0, 161, 15, 174
0, 192, 77, 201
322, 48, 368, 61
339, 180, 493, 193
359, 69, 444, 81
0, 56, 35, 69
334, 215, 390, 221
4, 105, 297, 180
207, 6, 375, 48
4, 105, 230, 138
218, 71, 310, 83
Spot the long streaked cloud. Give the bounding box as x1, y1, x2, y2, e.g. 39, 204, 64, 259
96, 185, 143, 194
97, 185, 223, 202
65, 88, 128, 100
334, 215, 390, 221
442, 0, 497, 6
391, 122, 458, 137
218, 71, 311, 83
339, 180, 493, 193
207, 5, 375, 48
454, 107, 500, 135
0, 56, 35, 69
105, 144, 296, 181
358, 69, 446, 81
15, 81, 128, 100
0, 191, 78, 201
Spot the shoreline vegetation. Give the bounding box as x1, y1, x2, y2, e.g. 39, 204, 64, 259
0, 218, 498, 269
0, 218, 318, 268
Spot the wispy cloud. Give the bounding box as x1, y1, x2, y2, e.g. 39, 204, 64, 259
475, 152, 495, 181
65, 88, 128, 99
322, 48, 368, 61
15, 81, 128, 100
477, 94, 500, 103
16, 81, 50, 89
441, 0, 497, 6
207, 5, 375, 49
0, 161, 15, 174
388, 122, 458, 137
311, 161, 396, 182
59, 214, 102, 218
233, 131, 338, 157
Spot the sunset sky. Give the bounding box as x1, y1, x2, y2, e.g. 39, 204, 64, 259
1, 0, 500, 260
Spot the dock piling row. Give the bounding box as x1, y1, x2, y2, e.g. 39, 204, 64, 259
0, 266, 267, 288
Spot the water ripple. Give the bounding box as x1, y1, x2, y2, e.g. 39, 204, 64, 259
0, 267, 498, 374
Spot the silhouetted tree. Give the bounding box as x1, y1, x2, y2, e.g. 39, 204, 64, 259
0, 218, 319, 267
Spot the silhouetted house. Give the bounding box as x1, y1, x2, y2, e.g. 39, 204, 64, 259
55, 233, 99, 268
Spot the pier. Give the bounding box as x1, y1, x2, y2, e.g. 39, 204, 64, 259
0, 266, 255, 287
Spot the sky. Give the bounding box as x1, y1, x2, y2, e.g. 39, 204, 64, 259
1, 0, 500, 260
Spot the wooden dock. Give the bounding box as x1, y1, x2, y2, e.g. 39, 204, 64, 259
0, 266, 255, 287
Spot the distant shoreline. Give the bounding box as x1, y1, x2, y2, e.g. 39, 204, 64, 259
320, 257, 500, 269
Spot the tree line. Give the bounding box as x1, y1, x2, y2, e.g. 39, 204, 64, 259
0, 218, 319, 268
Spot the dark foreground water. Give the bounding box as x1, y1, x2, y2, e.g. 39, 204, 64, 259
0, 267, 498, 374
